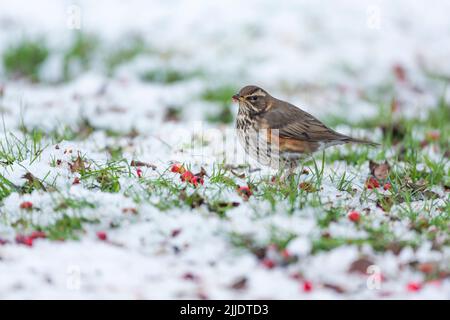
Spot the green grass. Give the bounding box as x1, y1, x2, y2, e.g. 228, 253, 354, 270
140, 68, 200, 84
78, 158, 129, 193
0, 44, 448, 278
105, 36, 149, 75
0, 173, 17, 201
2, 117, 49, 162
54, 197, 96, 212
37, 214, 99, 241
202, 85, 237, 124
63, 32, 98, 81
2, 39, 49, 81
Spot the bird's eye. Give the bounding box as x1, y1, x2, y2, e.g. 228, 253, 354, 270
247, 95, 258, 102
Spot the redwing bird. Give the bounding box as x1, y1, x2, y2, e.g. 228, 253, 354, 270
233, 85, 378, 170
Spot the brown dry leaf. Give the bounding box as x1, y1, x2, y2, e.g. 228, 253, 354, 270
323, 283, 346, 294
444, 149, 450, 159
130, 160, 156, 170
70, 154, 87, 173
299, 181, 316, 192
196, 167, 208, 178
403, 177, 427, 192
348, 258, 374, 275
108, 106, 127, 113
230, 277, 248, 290
126, 128, 139, 139
251, 247, 267, 260
369, 160, 390, 181
376, 195, 394, 212
164, 106, 182, 122
230, 169, 245, 179
386, 241, 403, 255
210, 201, 240, 210
418, 262, 437, 274
393, 64, 407, 82
22, 172, 46, 191
179, 189, 204, 208
122, 207, 138, 215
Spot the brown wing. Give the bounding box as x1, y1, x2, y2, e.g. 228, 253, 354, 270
260, 100, 346, 142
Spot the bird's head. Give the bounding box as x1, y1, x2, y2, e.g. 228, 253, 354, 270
232, 85, 271, 114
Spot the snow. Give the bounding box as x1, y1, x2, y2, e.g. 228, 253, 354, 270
0, 0, 449, 299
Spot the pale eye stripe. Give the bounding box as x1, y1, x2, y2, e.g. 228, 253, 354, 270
245, 90, 266, 98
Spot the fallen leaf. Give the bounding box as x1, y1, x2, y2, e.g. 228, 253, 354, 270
299, 181, 316, 192
323, 283, 346, 294
69, 154, 87, 173
22, 172, 46, 191
348, 258, 374, 274
164, 106, 182, 122
418, 262, 437, 274
122, 207, 137, 215
393, 64, 407, 82
195, 167, 208, 178
230, 277, 248, 290
386, 241, 403, 255
230, 169, 245, 179
376, 195, 394, 212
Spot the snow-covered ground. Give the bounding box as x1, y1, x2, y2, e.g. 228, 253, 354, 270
0, 0, 449, 299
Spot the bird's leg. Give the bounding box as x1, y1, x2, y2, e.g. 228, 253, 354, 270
280, 160, 298, 183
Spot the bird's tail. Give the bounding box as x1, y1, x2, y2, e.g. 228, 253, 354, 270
344, 137, 380, 147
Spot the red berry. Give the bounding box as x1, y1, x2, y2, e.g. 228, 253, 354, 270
262, 258, 275, 269
171, 163, 185, 173
407, 282, 421, 292
180, 171, 194, 183
365, 177, 380, 189
348, 211, 361, 223
383, 182, 392, 191
238, 186, 252, 194
136, 168, 143, 178
237, 186, 253, 200
281, 249, 291, 259
96, 231, 107, 241
191, 176, 204, 187
302, 281, 313, 292
73, 177, 80, 185
20, 201, 33, 209
30, 231, 46, 239
15, 235, 33, 247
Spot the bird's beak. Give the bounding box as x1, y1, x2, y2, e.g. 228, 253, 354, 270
232, 94, 240, 102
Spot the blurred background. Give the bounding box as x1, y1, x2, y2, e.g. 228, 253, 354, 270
0, 0, 449, 132
0, 0, 449, 300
